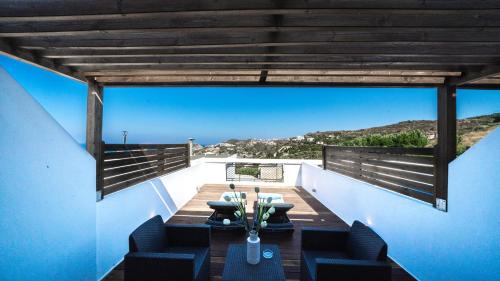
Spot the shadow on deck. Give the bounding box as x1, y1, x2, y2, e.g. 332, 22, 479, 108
104, 184, 415, 281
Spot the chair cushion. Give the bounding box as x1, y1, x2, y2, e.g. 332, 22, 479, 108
346, 221, 388, 261
207, 201, 239, 214
302, 250, 349, 280
164, 246, 209, 278
129, 215, 166, 252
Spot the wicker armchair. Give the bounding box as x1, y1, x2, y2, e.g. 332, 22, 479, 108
301, 220, 391, 281
125, 215, 210, 281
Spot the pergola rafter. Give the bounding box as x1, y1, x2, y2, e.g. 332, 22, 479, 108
0, 0, 499, 88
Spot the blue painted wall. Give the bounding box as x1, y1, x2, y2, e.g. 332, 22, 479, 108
302, 128, 500, 280
0, 67, 97, 281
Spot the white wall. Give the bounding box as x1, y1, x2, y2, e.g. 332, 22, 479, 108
96, 160, 206, 279
301, 128, 500, 281
0, 67, 96, 281
201, 158, 321, 186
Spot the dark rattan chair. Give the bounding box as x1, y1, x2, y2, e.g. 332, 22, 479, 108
124, 215, 210, 281
254, 202, 295, 233
301, 220, 391, 281
205, 201, 246, 231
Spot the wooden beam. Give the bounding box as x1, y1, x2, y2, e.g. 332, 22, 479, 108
30, 42, 500, 55
5, 27, 500, 43
74, 64, 465, 71
86, 79, 104, 199
83, 69, 460, 77
12, 28, 500, 52
2, 0, 500, 17
2, 8, 500, 23
2, 10, 500, 34
266, 75, 443, 84
435, 80, 457, 211
95, 75, 260, 83
0, 38, 84, 82
94, 75, 442, 84
56, 55, 500, 66
449, 65, 500, 86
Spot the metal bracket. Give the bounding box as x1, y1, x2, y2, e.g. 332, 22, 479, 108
436, 198, 447, 212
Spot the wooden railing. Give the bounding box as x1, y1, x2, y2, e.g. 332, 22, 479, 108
99, 143, 190, 196
322, 145, 436, 204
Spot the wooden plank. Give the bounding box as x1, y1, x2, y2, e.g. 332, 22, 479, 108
326, 145, 434, 155
102, 162, 188, 194
104, 148, 189, 159
329, 159, 434, 188
266, 76, 442, 84
4, 18, 500, 37
104, 154, 186, 168
2, 9, 500, 25
83, 69, 459, 77
72, 63, 466, 72
103, 160, 188, 186
104, 158, 188, 179
37, 42, 500, 57
96, 75, 260, 83
3, 0, 500, 17
326, 150, 435, 165
355, 174, 434, 203
13, 28, 500, 52
327, 152, 434, 176
361, 164, 435, 186
358, 158, 434, 174
105, 143, 188, 150
96, 75, 442, 84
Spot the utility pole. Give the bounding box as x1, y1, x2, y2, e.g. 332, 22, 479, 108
122, 130, 128, 144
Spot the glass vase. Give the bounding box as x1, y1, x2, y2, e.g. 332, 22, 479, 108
246, 230, 260, 265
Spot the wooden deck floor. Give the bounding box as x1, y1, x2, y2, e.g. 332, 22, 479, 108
104, 184, 415, 281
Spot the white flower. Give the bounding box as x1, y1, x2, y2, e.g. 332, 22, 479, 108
223, 219, 231, 225
223, 195, 231, 202
260, 221, 268, 228
262, 213, 270, 220
268, 206, 276, 214
234, 210, 241, 217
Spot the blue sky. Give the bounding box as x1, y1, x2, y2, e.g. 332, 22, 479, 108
1, 54, 499, 145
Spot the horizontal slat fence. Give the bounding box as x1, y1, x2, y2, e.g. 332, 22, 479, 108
100, 143, 190, 196
323, 145, 436, 204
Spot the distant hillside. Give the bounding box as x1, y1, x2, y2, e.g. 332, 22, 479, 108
195, 113, 499, 159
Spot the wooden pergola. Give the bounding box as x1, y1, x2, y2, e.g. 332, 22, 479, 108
2, 0, 500, 209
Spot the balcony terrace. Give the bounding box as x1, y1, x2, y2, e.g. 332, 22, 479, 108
103, 184, 415, 281
1, 1, 499, 281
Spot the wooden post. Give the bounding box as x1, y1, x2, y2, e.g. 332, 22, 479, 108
86, 79, 104, 200
435, 81, 456, 211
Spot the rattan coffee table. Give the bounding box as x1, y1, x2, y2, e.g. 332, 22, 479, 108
221, 244, 286, 281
